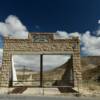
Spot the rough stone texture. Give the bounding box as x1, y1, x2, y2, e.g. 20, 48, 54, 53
0, 33, 82, 88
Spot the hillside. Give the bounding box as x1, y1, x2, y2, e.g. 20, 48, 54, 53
81, 56, 100, 70
1, 56, 100, 83
81, 56, 100, 81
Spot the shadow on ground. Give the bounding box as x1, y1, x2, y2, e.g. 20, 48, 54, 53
9, 86, 28, 94
58, 87, 78, 93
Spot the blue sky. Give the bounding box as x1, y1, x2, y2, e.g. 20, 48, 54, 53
0, 0, 100, 57
0, 0, 100, 32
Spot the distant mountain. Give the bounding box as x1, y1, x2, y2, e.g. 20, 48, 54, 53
16, 68, 34, 72
81, 56, 100, 81
43, 56, 100, 81
81, 56, 100, 70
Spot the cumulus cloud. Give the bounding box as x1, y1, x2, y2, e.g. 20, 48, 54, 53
0, 15, 28, 38
43, 55, 70, 70
13, 55, 71, 71
56, 30, 100, 56
54, 31, 69, 39
98, 20, 100, 24
81, 31, 100, 55
69, 32, 81, 39
55, 31, 81, 39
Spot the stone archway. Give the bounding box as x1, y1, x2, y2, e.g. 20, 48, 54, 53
0, 33, 82, 89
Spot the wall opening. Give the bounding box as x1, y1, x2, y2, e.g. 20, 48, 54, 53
11, 54, 74, 87
43, 55, 74, 87
12, 55, 40, 87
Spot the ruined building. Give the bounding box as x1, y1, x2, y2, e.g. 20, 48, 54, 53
0, 33, 82, 89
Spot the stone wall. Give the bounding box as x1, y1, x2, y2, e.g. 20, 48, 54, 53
0, 33, 82, 88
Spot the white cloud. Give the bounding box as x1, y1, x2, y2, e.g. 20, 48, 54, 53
0, 15, 28, 39
95, 26, 100, 36
55, 31, 81, 39
13, 55, 71, 71
13, 55, 40, 69
98, 20, 100, 24
54, 31, 69, 39
69, 32, 81, 39
56, 30, 100, 56
43, 55, 70, 70
81, 31, 100, 55
96, 29, 100, 36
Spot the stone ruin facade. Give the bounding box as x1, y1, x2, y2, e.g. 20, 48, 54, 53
0, 33, 82, 88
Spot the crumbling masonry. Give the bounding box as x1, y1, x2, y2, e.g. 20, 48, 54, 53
0, 33, 82, 88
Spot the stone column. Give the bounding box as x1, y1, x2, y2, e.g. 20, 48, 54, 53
0, 51, 11, 87
0, 39, 12, 87
72, 41, 82, 90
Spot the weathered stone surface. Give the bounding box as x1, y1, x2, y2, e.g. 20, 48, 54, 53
0, 33, 82, 88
